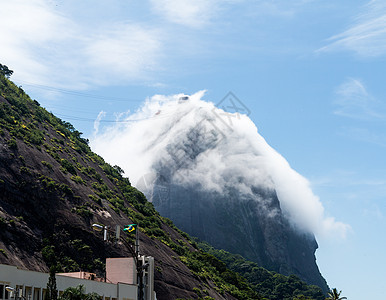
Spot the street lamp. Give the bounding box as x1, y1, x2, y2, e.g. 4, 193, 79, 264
5, 287, 26, 300
92, 223, 145, 300
92, 223, 108, 240
91, 223, 104, 231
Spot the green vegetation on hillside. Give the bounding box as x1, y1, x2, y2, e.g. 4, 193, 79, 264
0, 67, 327, 300
199, 242, 325, 300
326, 288, 347, 300
0, 70, 155, 218
0, 64, 13, 78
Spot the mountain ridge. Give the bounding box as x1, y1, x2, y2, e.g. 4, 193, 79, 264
94, 93, 329, 292
0, 71, 326, 300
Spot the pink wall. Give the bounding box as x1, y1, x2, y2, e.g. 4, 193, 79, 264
106, 257, 135, 284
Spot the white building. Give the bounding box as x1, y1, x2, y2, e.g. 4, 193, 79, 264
0, 256, 156, 300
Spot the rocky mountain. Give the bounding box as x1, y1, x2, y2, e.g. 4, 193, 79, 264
0, 71, 326, 300
151, 182, 327, 292
92, 92, 329, 293
0, 74, 245, 300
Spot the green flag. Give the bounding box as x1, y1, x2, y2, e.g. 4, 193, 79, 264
123, 224, 137, 234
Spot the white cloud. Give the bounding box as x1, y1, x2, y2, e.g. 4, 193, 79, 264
93, 111, 106, 135
0, 0, 73, 84
318, 0, 386, 57
334, 78, 385, 120
149, 0, 316, 28
0, 0, 163, 89
84, 23, 162, 84
256, 137, 350, 239
91, 92, 350, 239
149, 0, 220, 28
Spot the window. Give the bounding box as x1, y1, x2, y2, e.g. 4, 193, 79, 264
25, 287, 32, 300
33, 288, 40, 300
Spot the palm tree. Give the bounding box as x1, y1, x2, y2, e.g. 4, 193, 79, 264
326, 288, 347, 300
59, 285, 85, 300
59, 285, 100, 300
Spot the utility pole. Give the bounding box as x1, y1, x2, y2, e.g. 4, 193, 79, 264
92, 223, 147, 300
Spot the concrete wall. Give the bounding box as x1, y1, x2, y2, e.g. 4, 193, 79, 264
0, 264, 137, 300
106, 258, 136, 285
56, 272, 102, 281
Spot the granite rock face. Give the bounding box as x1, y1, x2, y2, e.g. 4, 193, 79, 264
135, 115, 330, 293
149, 179, 329, 293
93, 93, 332, 293
0, 88, 238, 300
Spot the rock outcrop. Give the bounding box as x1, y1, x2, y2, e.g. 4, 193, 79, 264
0, 76, 243, 300
152, 181, 328, 292
124, 94, 330, 293
0, 72, 329, 299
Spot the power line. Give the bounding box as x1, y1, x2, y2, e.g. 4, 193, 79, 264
55, 110, 178, 123
18, 80, 144, 102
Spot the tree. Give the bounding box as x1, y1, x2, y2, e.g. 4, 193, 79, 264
0, 64, 13, 78
326, 288, 347, 300
294, 295, 314, 300
59, 285, 100, 300
45, 266, 58, 300
113, 165, 124, 175
59, 285, 84, 300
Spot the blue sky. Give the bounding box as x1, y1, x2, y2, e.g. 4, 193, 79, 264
1, 1, 386, 299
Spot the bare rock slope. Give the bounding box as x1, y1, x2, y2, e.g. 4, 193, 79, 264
0, 75, 244, 300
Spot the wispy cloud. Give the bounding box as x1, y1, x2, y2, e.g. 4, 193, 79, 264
333, 78, 385, 120
363, 204, 384, 220
84, 23, 162, 85
312, 169, 386, 188
0, 0, 163, 89
318, 0, 386, 57
0, 0, 333, 91
0, 0, 73, 85
338, 127, 386, 148
311, 169, 386, 217
247, 0, 315, 19
93, 111, 106, 135
149, 0, 220, 28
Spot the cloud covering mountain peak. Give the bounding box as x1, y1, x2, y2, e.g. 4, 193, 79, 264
91, 91, 349, 239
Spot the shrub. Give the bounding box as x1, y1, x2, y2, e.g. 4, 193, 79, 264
41, 160, 53, 169
88, 194, 102, 205
19, 166, 31, 174
59, 183, 73, 195
7, 138, 17, 149
72, 206, 93, 219
0, 249, 8, 257
60, 159, 77, 175
25, 129, 44, 145
71, 175, 85, 185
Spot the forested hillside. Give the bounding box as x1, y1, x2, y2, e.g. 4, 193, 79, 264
0, 69, 325, 300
